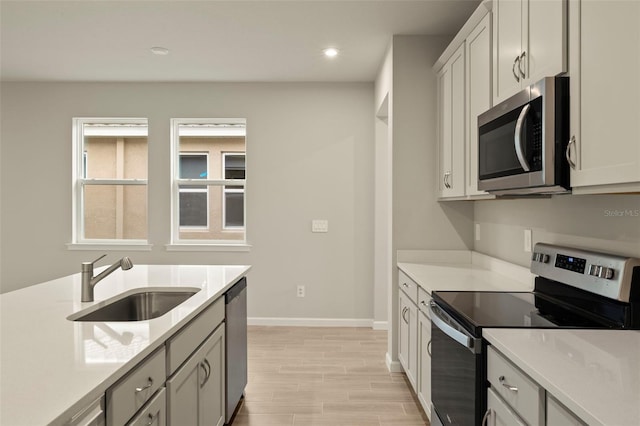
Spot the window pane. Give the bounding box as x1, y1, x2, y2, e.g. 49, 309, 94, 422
179, 190, 208, 227
180, 155, 207, 179
225, 192, 244, 227
83, 185, 147, 239
83, 124, 148, 180
224, 154, 246, 179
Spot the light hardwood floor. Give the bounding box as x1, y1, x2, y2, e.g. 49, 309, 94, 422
231, 326, 429, 426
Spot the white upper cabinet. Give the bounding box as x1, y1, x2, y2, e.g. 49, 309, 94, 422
438, 44, 466, 199
567, 0, 640, 193
493, 0, 567, 103
465, 13, 493, 197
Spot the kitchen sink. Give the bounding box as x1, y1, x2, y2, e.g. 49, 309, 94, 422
68, 288, 200, 322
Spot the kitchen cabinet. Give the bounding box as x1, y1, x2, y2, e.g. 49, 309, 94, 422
65, 396, 105, 426
126, 388, 166, 426
487, 345, 545, 426
567, 0, 640, 193
106, 347, 166, 426
493, 0, 566, 104
167, 325, 225, 426
546, 394, 585, 426
437, 44, 466, 198
398, 271, 418, 390
416, 289, 432, 420
465, 12, 493, 198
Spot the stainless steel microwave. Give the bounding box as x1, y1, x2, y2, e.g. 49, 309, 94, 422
477, 77, 570, 195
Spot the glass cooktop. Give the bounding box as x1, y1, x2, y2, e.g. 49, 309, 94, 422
432, 290, 613, 336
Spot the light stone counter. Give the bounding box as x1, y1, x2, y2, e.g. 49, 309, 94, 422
484, 328, 640, 426
0, 264, 250, 426
398, 251, 534, 294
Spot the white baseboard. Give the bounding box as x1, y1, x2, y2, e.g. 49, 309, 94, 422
248, 317, 376, 328
385, 352, 403, 373
372, 321, 388, 330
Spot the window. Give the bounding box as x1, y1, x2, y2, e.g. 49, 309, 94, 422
72, 118, 148, 243
222, 153, 245, 229
171, 118, 246, 244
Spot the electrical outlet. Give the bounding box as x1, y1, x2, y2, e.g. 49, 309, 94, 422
524, 229, 532, 253
475, 223, 481, 241
297, 285, 305, 298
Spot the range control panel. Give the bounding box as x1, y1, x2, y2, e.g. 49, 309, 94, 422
530, 243, 640, 302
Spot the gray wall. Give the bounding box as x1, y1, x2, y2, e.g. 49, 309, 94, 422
382, 35, 474, 360
0, 82, 375, 321
474, 194, 640, 265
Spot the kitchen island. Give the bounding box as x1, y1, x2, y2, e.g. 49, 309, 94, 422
484, 328, 640, 426
0, 264, 250, 426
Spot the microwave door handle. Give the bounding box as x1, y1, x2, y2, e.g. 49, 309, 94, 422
514, 104, 531, 172
429, 301, 480, 354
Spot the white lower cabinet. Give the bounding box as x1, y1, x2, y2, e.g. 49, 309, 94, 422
398, 287, 418, 389
127, 388, 166, 426
546, 394, 586, 426
486, 387, 526, 426
416, 289, 432, 420
486, 346, 589, 426
167, 324, 225, 426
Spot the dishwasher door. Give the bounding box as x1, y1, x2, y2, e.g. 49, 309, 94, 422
225, 277, 247, 424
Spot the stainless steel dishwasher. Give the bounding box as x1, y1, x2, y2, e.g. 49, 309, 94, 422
225, 277, 247, 424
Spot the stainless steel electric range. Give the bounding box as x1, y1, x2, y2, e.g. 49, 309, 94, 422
429, 243, 640, 426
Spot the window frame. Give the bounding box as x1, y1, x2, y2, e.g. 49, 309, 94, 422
71, 117, 149, 246
170, 118, 247, 246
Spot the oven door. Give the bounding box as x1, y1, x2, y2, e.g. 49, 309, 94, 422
430, 301, 484, 426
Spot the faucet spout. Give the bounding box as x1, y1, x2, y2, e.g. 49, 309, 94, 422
81, 256, 133, 302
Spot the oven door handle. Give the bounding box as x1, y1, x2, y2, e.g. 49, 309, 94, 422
429, 301, 481, 354
514, 103, 531, 172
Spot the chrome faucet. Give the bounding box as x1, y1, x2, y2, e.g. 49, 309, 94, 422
81, 254, 133, 302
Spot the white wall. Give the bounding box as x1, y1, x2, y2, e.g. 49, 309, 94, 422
0, 82, 375, 322
474, 194, 640, 264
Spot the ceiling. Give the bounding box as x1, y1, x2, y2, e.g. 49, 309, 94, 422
0, 0, 480, 83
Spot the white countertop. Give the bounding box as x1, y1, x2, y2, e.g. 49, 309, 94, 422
397, 251, 533, 294
0, 264, 250, 426
484, 328, 640, 426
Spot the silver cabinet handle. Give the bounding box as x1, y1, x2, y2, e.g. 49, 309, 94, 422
514, 104, 532, 171
499, 375, 518, 392
443, 172, 451, 189
401, 307, 408, 324
519, 51, 527, 79
566, 135, 576, 169
512, 56, 521, 82
427, 340, 432, 357
135, 377, 153, 393
203, 358, 212, 384
481, 408, 493, 426
200, 361, 208, 387
145, 412, 157, 426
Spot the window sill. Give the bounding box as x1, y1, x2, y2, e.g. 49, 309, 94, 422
165, 243, 252, 252
67, 242, 153, 251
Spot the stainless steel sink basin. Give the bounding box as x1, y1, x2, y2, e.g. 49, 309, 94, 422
68, 288, 200, 322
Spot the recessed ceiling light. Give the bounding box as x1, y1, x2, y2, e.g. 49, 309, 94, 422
150, 47, 170, 56
323, 47, 339, 58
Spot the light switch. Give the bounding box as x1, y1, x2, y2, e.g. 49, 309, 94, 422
312, 219, 328, 233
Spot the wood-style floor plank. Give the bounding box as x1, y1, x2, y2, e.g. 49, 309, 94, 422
233, 326, 429, 426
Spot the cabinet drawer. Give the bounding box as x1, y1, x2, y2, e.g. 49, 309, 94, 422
487, 387, 526, 426
126, 387, 166, 426
166, 296, 224, 375
547, 394, 586, 426
398, 270, 418, 304
487, 346, 544, 426
107, 347, 166, 426
417, 287, 430, 317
